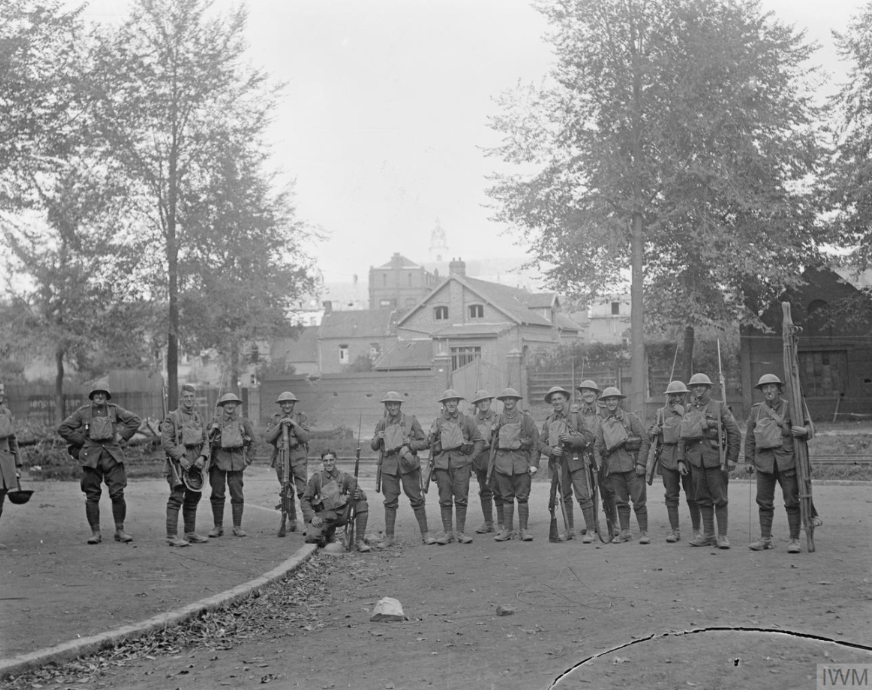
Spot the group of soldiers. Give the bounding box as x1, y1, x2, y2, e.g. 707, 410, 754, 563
0, 373, 812, 555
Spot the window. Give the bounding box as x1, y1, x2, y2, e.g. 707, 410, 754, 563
468, 304, 484, 319
369, 343, 381, 360
611, 301, 620, 316
450, 346, 481, 371
434, 306, 448, 321
380, 299, 392, 307
339, 345, 349, 364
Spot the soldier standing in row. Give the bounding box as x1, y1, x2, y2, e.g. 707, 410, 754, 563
371, 391, 435, 546
594, 387, 650, 543
58, 385, 141, 544
422, 390, 484, 545
491, 388, 539, 542
539, 386, 597, 542
265, 391, 312, 532
745, 374, 811, 554
207, 393, 255, 538
301, 449, 370, 552
677, 373, 741, 549
576, 380, 619, 538
0, 382, 20, 549
648, 380, 701, 543
161, 384, 210, 547
470, 390, 502, 534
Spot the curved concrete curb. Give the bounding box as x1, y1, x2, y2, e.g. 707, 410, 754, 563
0, 543, 318, 681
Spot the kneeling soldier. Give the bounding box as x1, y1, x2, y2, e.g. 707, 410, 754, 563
593, 387, 650, 543
58, 385, 141, 544
161, 384, 210, 546
302, 449, 370, 552
745, 374, 811, 554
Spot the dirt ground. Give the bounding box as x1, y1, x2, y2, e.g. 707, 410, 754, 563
2, 470, 871, 690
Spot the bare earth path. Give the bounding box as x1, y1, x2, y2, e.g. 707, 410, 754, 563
2, 473, 871, 690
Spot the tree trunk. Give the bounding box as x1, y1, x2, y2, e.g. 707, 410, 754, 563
54, 347, 65, 424
682, 325, 695, 383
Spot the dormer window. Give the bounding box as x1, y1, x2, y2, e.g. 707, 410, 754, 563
468, 304, 484, 319
434, 306, 449, 321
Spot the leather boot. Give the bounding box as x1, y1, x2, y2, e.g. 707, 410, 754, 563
355, 511, 371, 552
518, 503, 533, 541
436, 506, 453, 544
411, 506, 434, 544
666, 529, 680, 543
581, 506, 596, 543
379, 507, 397, 547
666, 505, 680, 533
635, 506, 649, 534
86, 501, 100, 534
167, 535, 190, 547
167, 505, 180, 541
749, 536, 773, 551
475, 498, 494, 533
114, 525, 133, 543
715, 505, 728, 539
639, 531, 650, 544
111, 496, 126, 529
209, 502, 224, 537
455, 506, 472, 543
617, 506, 631, 533
183, 506, 208, 543
690, 506, 716, 546
231, 504, 246, 537
87, 530, 102, 545
787, 510, 802, 542
787, 539, 801, 553
495, 502, 514, 541
687, 500, 701, 535
495, 501, 505, 531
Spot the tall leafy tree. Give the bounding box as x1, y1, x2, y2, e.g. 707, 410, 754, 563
89, 0, 288, 407
487, 0, 824, 408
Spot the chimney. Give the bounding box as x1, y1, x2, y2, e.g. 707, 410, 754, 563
322, 300, 332, 314
449, 257, 466, 277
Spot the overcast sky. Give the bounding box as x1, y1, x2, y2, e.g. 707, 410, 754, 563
79, 0, 864, 284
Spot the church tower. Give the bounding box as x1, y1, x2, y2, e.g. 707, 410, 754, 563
429, 218, 449, 262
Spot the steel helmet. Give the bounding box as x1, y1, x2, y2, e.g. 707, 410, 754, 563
664, 380, 690, 395
182, 466, 204, 493
471, 390, 493, 405
544, 385, 572, 403
755, 374, 784, 390
496, 387, 522, 401
88, 385, 112, 400
275, 391, 298, 404
380, 391, 405, 403
437, 389, 464, 403
600, 386, 626, 399
217, 393, 242, 406
577, 380, 601, 394
688, 373, 713, 387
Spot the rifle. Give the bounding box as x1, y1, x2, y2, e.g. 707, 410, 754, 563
548, 465, 560, 542
553, 454, 571, 539
645, 407, 663, 486
375, 409, 386, 493
782, 302, 816, 552
277, 422, 292, 537
581, 446, 603, 542
345, 412, 363, 549
716, 339, 727, 472
596, 451, 615, 543
485, 420, 500, 486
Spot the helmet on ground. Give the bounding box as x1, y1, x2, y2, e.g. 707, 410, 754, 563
89, 385, 112, 400
471, 390, 493, 405
275, 391, 298, 404
544, 385, 572, 403
438, 389, 464, 403
688, 373, 713, 387
380, 391, 405, 403
217, 393, 242, 406
664, 380, 690, 395
755, 374, 784, 390
496, 387, 522, 401
600, 387, 626, 400
183, 466, 204, 493
577, 380, 600, 394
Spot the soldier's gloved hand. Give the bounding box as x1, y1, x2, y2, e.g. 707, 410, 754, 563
558, 434, 573, 444
195, 456, 206, 469
461, 443, 473, 455
311, 515, 323, 528
678, 461, 688, 476
528, 465, 538, 476
211, 423, 220, 433
353, 488, 363, 500
635, 464, 645, 476
648, 424, 661, 436
791, 426, 808, 438
180, 457, 193, 471
745, 463, 755, 474
551, 445, 563, 457
706, 417, 719, 430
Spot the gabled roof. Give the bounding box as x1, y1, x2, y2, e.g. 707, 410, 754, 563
376, 254, 421, 269
319, 309, 393, 339
373, 340, 433, 370
463, 277, 554, 327
270, 328, 319, 364
523, 293, 559, 309
553, 313, 581, 332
